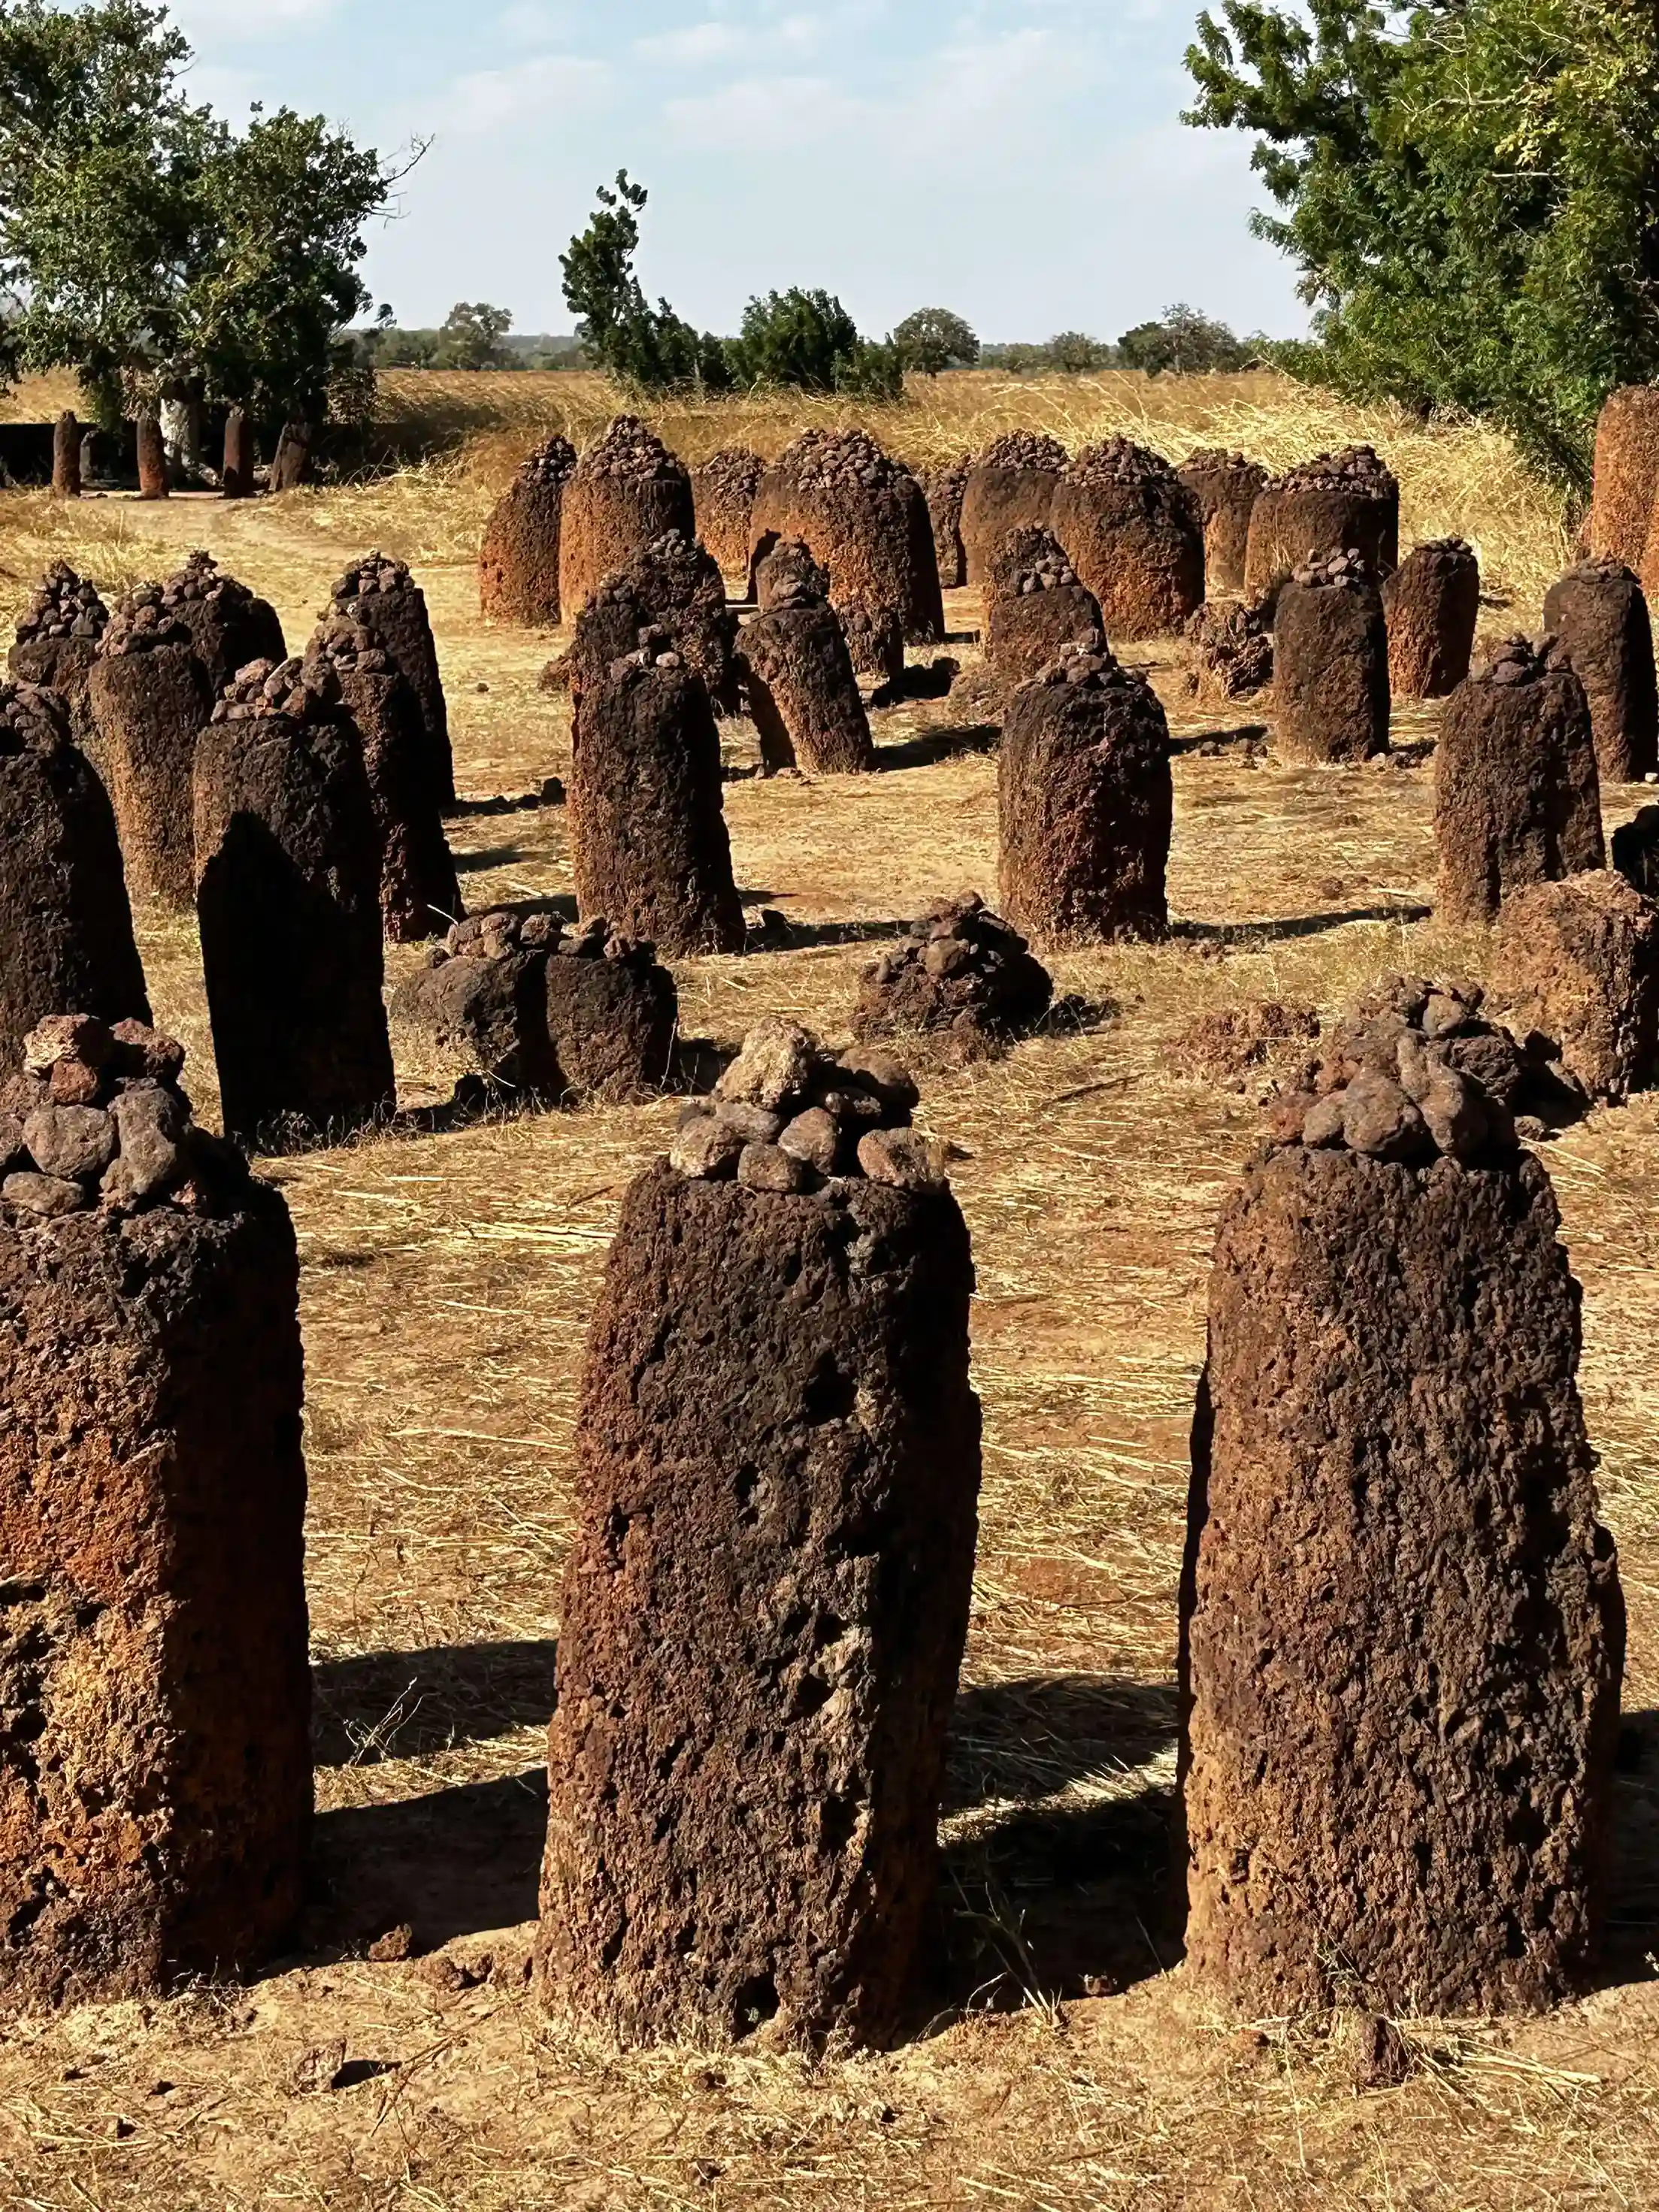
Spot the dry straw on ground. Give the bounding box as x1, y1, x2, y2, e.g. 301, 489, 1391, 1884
0, 370, 1650, 2212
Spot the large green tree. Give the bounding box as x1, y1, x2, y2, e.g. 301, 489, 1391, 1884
1184, 0, 1659, 480
560, 171, 730, 391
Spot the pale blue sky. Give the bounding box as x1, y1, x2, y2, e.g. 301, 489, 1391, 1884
165, 0, 1305, 341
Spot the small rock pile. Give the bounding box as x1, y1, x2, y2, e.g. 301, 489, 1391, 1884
1290, 546, 1370, 592
101, 585, 194, 655
16, 562, 107, 646
852, 893, 1052, 1058
979, 430, 1070, 474
210, 655, 339, 725
1010, 537, 1082, 594
333, 549, 413, 607
1279, 446, 1393, 497
518, 435, 578, 489
580, 414, 686, 486
1183, 599, 1273, 703
1065, 437, 1179, 489
307, 615, 392, 681
0, 1013, 244, 1219
773, 428, 912, 498
670, 1020, 934, 1194
1052, 440, 1203, 638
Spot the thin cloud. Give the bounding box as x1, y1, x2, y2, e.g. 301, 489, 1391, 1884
449, 53, 612, 134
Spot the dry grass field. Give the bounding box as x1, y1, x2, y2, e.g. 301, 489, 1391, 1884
0, 369, 1654, 2210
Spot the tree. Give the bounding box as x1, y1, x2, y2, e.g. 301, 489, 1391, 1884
1046, 331, 1113, 373
1183, 0, 1659, 482
1117, 303, 1252, 375
560, 171, 729, 391
892, 307, 980, 376
726, 288, 859, 390
431, 301, 513, 371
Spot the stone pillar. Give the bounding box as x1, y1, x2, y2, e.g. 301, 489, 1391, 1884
480, 436, 577, 625
0, 1013, 310, 2009
737, 598, 874, 775
691, 448, 767, 586
160, 551, 286, 699
748, 428, 943, 646
1176, 450, 1267, 598
86, 595, 214, 906
984, 528, 1104, 687
538, 1023, 980, 2051
1591, 385, 1659, 571
135, 414, 168, 501
1180, 986, 1625, 2017
1049, 438, 1203, 640
1273, 549, 1391, 763
1383, 537, 1481, 701
222, 406, 256, 500
1493, 870, 1659, 1103
922, 455, 971, 591
559, 415, 695, 619
270, 421, 313, 492
8, 564, 108, 753
329, 552, 454, 814
50, 411, 80, 499
1541, 558, 1659, 785
959, 431, 1068, 584
1245, 448, 1400, 609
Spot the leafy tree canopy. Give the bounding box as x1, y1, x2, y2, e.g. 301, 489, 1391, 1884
431, 301, 513, 371
892, 307, 980, 376
1118, 301, 1254, 374
725, 286, 903, 398
560, 171, 730, 392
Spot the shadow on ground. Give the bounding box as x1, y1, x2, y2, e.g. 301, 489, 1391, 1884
310, 1768, 550, 1954
313, 1639, 559, 1768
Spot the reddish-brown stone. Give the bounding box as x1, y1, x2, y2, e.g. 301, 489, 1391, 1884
560, 416, 695, 619
9, 566, 108, 753
193, 660, 395, 1148
1181, 1003, 1624, 2017
1492, 871, 1659, 1102
1382, 537, 1480, 701
1435, 635, 1605, 925
615, 531, 738, 712
1244, 448, 1400, 608
853, 892, 1051, 1057
984, 528, 1103, 687
50, 412, 80, 500
1273, 549, 1391, 764
136, 414, 168, 500
269, 421, 312, 492
479, 437, 577, 626
1177, 450, 1266, 597
1051, 439, 1203, 640
538, 1064, 979, 2050
330, 552, 454, 814
158, 552, 286, 699
999, 642, 1171, 945
1182, 601, 1273, 705
959, 431, 1068, 585
222, 407, 256, 501
737, 600, 874, 775
749, 429, 943, 645
87, 602, 214, 907
692, 448, 767, 583
1541, 558, 1658, 785
1592, 386, 1659, 572
0, 686, 151, 1067
922, 455, 972, 590
543, 918, 680, 1101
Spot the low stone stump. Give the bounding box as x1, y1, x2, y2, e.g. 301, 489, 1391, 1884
959, 431, 1069, 585
538, 1021, 980, 2052
158, 551, 286, 701
1434, 635, 1604, 925
1492, 870, 1659, 1103
1181, 982, 1625, 2017
330, 552, 455, 814
86, 592, 214, 907
1244, 446, 1400, 608
570, 641, 746, 956
480, 437, 577, 626
922, 455, 971, 591
0, 685, 150, 1067
853, 893, 1052, 1058
1592, 385, 1659, 572
304, 616, 462, 942
0, 1015, 308, 2008
1541, 558, 1659, 785
560, 416, 696, 620
1182, 601, 1273, 706
1383, 537, 1480, 701
838, 598, 905, 684
999, 641, 1172, 945
749, 428, 943, 646
1176, 450, 1266, 596
9, 564, 108, 749
193, 658, 395, 1149
1050, 438, 1203, 640
984, 529, 1104, 687
1273, 549, 1391, 764
692, 448, 766, 584
51, 411, 80, 500
737, 556, 874, 774
543, 916, 680, 1102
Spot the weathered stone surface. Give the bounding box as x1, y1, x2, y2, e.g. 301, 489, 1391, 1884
329, 552, 454, 814
221, 407, 255, 501
0, 685, 150, 1067
999, 642, 1172, 945
1244, 447, 1400, 609
51, 412, 80, 501
1177, 450, 1266, 597
270, 421, 312, 493
0, 1028, 309, 2008
480, 437, 577, 627
692, 448, 766, 583
394, 909, 560, 1096
136, 413, 168, 501
153, 553, 285, 697
1182, 599, 1273, 705
1434, 635, 1605, 925
1051, 439, 1203, 640
1542, 558, 1658, 785
984, 529, 1104, 688
853, 892, 1052, 1058
88, 611, 213, 907
737, 601, 874, 774
1273, 549, 1390, 764
193, 661, 395, 1148
616, 531, 738, 711
922, 455, 971, 590
1180, 1003, 1624, 2017
1592, 385, 1659, 573
569, 649, 746, 955
560, 416, 696, 619
755, 538, 831, 616
959, 431, 1068, 585
1383, 537, 1480, 701
543, 918, 679, 1101
1492, 870, 1659, 1103
749, 429, 943, 646
9, 565, 108, 752
538, 1049, 979, 2050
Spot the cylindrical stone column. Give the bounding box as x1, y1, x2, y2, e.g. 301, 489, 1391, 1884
1591, 386, 1659, 571
1382, 537, 1480, 701
1541, 557, 1659, 785
1273, 549, 1391, 763
330, 551, 454, 815
51, 410, 80, 499
1050, 438, 1203, 640
160, 551, 286, 698
959, 431, 1068, 585
1176, 449, 1266, 596
1492, 870, 1659, 1103
985, 528, 1104, 686
748, 428, 943, 645
737, 598, 875, 775
135, 413, 168, 500
87, 594, 215, 906
480, 435, 577, 625
1244, 447, 1400, 609
691, 447, 766, 586
222, 405, 256, 499
539, 1024, 980, 2051
270, 420, 313, 492
922, 455, 972, 591
1181, 991, 1625, 2016
559, 416, 695, 619
8, 564, 108, 752
613, 529, 738, 713
0, 1012, 310, 2008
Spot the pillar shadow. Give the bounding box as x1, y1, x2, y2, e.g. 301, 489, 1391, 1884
312, 1639, 559, 1769
946, 1675, 1177, 1813
1168, 723, 1270, 755
452, 844, 531, 874
1606, 1708, 1659, 1984
1173, 903, 1432, 946
873, 724, 1001, 772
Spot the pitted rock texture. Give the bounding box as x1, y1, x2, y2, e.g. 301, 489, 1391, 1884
1591, 386, 1659, 574
538, 1108, 979, 2050
1051, 439, 1203, 640
1492, 871, 1659, 1103
999, 642, 1172, 945
1183, 599, 1273, 704
1244, 446, 1400, 607
1434, 634, 1604, 925
852, 893, 1052, 1059
1383, 537, 1480, 701
959, 431, 1069, 585
304, 617, 464, 942
10, 564, 109, 746
221, 406, 255, 500
737, 600, 874, 775
559, 416, 696, 620
480, 436, 577, 626
329, 552, 454, 814
1180, 994, 1624, 2017
568, 650, 746, 957
1541, 558, 1658, 785
670, 1019, 930, 1192
1614, 803, 1659, 898
838, 598, 905, 684
755, 538, 831, 613
157, 552, 286, 697
88, 609, 213, 907
922, 455, 971, 590
194, 662, 395, 1148
616, 530, 738, 711
52, 410, 80, 499
692, 448, 767, 582
984, 528, 1105, 688
1176, 450, 1267, 597
1273, 549, 1391, 763
749, 429, 943, 646
0, 1023, 308, 2008
0, 683, 150, 1066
